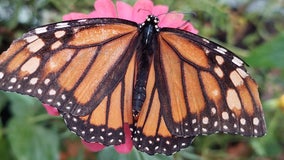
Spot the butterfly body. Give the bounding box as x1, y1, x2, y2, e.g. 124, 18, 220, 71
0, 15, 266, 155
133, 15, 158, 115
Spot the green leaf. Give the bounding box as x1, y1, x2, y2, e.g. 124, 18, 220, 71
0, 136, 13, 160
0, 91, 8, 113
7, 118, 59, 160
4, 92, 42, 118
97, 146, 174, 160
174, 147, 201, 160
245, 32, 284, 69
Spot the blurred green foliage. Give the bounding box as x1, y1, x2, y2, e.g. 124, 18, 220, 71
0, 0, 284, 159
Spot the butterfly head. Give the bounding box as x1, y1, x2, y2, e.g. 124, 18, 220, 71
139, 15, 160, 32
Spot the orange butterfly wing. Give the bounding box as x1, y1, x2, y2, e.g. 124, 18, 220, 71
132, 28, 266, 155
0, 19, 139, 145
156, 29, 265, 137
0, 19, 136, 115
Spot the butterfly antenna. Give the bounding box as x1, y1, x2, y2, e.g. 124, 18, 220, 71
158, 11, 197, 29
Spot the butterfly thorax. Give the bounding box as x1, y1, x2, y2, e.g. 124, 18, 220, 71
132, 15, 159, 116
138, 15, 160, 45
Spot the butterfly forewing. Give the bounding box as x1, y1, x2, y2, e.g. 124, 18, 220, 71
0, 18, 138, 116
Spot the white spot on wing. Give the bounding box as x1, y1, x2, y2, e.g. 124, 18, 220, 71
27, 39, 45, 52
204, 47, 210, 55
54, 30, 66, 38
30, 77, 39, 85
61, 94, 66, 100
226, 89, 242, 111
51, 41, 62, 50
24, 35, 39, 43
20, 57, 41, 74
214, 66, 224, 78
230, 70, 244, 87
253, 117, 259, 126
211, 108, 216, 114
76, 108, 81, 114
49, 89, 56, 95
202, 38, 210, 43
232, 56, 243, 66
214, 121, 218, 127
55, 22, 70, 29
35, 26, 48, 34
202, 128, 207, 132
37, 89, 43, 94
215, 55, 225, 65
236, 68, 249, 78
44, 79, 50, 85
10, 77, 17, 83
202, 117, 209, 124
214, 46, 227, 55
240, 118, 246, 125
222, 112, 229, 120
78, 19, 87, 22
212, 89, 219, 96
0, 72, 4, 79
223, 125, 228, 130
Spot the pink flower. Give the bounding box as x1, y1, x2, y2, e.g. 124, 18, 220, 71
43, 104, 59, 116
43, 0, 198, 155
63, 0, 198, 34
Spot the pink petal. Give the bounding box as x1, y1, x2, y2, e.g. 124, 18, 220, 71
114, 124, 133, 154
63, 13, 90, 21
42, 104, 59, 116
62, 0, 198, 33
151, 5, 168, 16
87, 10, 100, 18
92, 0, 117, 18
82, 140, 105, 152
116, 1, 133, 21
132, 0, 154, 23
180, 22, 199, 34
159, 13, 184, 28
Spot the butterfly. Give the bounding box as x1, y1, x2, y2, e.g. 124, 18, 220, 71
0, 15, 266, 155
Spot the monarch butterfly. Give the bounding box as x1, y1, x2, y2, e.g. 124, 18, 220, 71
0, 14, 266, 155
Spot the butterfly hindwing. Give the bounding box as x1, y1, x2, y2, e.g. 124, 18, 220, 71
61, 45, 138, 145
132, 62, 195, 155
